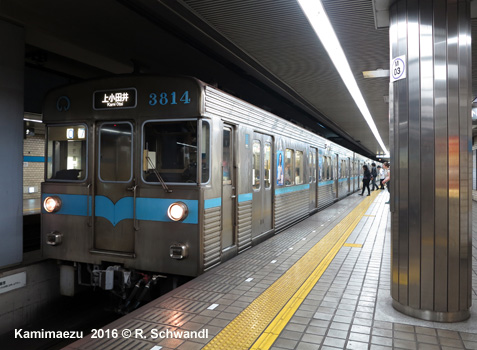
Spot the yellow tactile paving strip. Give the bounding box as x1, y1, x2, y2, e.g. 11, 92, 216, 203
343, 243, 363, 248
203, 191, 378, 350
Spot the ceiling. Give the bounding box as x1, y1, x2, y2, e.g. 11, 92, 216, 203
176, 0, 390, 156
1, 0, 476, 158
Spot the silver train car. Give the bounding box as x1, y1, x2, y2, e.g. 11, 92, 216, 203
41, 75, 371, 302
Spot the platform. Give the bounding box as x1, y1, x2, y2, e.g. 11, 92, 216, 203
23, 198, 41, 215
63, 190, 477, 350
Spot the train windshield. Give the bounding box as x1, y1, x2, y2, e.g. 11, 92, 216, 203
143, 120, 209, 184
46, 125, 87, 181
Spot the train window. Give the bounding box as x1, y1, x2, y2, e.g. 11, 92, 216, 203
143, 120, 199, 184
252, 140, 261, 190
223, 128, 232, 184
285, 148, 294, 186
201, 121, 210, 183
264, 142, 271, 189
99, 123, 133, 182
46, 124, 87, 181
309, 149, 316, 183
323, 156, 329, 180
322, 156, 326, 180
333, 156, 337, 180
295, 151, 303, 184
318, 153, 322, 181
277, 151, 284, 186
328, 157, 332, 179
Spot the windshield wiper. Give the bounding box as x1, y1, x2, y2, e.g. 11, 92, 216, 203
146, 156, 172, 193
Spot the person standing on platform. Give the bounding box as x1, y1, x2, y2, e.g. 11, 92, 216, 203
359, 164, 371, 196
370, 162, 377, 190
377, 165, 385, 189
382, 161, 390, 204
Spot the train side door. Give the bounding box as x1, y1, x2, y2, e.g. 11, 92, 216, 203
335, 154, 339, 199
358, 161, 362, 189
222, 126, 235, 251
251, 132, 273, 237
262, 136, 273, 230
92, 121, 136, 254
353, 160, 357, 191
309, 147, 318, 209
347, 157, 351, 192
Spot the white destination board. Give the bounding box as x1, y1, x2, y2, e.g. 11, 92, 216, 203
0, 272, 26, 294
391, 55, 406, 82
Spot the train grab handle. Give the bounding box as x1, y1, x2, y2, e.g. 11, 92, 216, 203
87, 183, 92, 227
127, 180, 140, 231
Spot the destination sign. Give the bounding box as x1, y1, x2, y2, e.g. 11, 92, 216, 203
94, 88, 137, 110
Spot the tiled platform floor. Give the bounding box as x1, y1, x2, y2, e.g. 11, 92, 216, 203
64, 191, 477, 350
23, 198, 40, 215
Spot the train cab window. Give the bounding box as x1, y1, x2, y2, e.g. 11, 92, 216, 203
99, 123, 132, 182
295, 151, 304, 185
285, 148, 294, 186
252, 140, 261, 190
46, 124, 87, 181
143, 120, 202, 184
264, 142, 271, 189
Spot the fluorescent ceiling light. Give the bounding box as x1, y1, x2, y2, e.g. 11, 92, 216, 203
297, 0, 389, 157
24, 112, 42, 123
23, 118, 42, 123
363, 69, 390, 78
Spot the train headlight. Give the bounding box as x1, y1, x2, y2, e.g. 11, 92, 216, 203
167, 202, 188, 222
43, 196, 62, 213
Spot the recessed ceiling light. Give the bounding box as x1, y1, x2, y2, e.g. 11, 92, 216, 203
362, 69, 390, 78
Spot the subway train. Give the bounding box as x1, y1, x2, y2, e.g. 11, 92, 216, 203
41, 75, 374, 308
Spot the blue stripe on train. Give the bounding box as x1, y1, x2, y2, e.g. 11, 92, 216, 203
204, 197, 221, 209
238, 193, 253, 202
275, 184, 310, 195
42, 193, 199, 225
136, 198, 198, 224
204, 194, 253, 207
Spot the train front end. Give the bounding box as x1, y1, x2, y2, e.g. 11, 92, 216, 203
41, 76, 209, 302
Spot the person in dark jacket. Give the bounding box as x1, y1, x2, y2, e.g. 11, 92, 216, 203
359, 164, 371, 196
370, 163, 378, 190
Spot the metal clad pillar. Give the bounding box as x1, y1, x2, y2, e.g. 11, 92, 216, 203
0, 20, 24, 268
406, 0, 421, 311
389, 0, 472, 322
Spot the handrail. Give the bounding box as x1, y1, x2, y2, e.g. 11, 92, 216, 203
87, 183, 92, 227
127, 179, 140, 231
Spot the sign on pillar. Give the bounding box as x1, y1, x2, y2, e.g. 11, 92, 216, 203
391, 55, 406, 82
